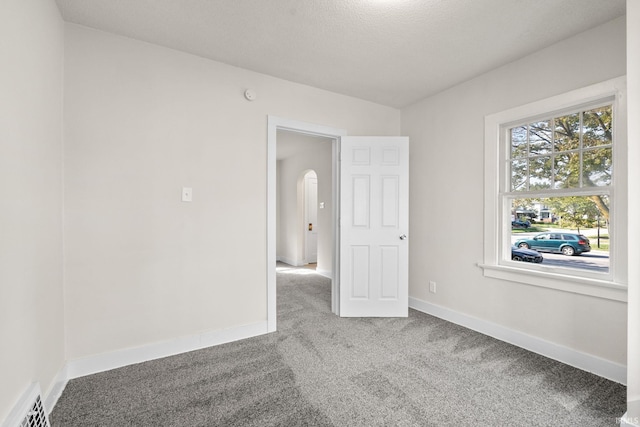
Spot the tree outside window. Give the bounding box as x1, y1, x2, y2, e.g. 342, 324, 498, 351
506, 103, 613, 272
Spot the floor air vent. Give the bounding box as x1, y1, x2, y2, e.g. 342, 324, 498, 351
4, 383, 51, 427
19, 394, 49, 427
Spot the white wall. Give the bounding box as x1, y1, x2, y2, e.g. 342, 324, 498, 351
402, 17, 627, 365
63, 24, 401, 361
276, 133, 332, 273
626, 0, 640, 421
0, 0, 65, 421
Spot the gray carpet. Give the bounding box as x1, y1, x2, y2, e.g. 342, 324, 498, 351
51, 263, 626, 426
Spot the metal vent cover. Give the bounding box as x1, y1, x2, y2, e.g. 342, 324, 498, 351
18, 394, 49, 427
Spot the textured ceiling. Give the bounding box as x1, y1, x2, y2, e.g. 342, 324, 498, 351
54, 0, 625, 108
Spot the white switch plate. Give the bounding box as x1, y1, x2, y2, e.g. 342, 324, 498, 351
182, 187, 193, 202
319, 202, 325, 209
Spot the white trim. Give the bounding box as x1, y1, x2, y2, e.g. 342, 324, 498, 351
277, 256, 304, 267
316, 268, 332, 279
66, 321, 268, 379
2, 383, 46, 427
478, 263, 627, 302
331, 139, 341, 315
43, 366, 68, 415
483, 76, 628, 297
267, 116, 347, 331
409, 297, 627, 384
27, 322, 267, 418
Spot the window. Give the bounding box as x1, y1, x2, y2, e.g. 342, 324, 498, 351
507, 104, 612, 273
483, 77, 627, 302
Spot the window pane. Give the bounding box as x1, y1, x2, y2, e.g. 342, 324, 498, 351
510, 159, 527, 191
583, 106, 612, 148
529, 120, 552, 155
529, 156, 552, 189
553, 152, 580, 189
510, 126, 527, 158
509, 196, 609, 273
583, 147, 612, 187
554, 113, 580, 152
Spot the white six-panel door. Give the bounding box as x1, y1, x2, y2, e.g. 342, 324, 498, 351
339, 136, 409, 317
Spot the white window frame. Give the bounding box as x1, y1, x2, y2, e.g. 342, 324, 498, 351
482, 77, 627, 302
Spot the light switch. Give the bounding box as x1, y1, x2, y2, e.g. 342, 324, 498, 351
182, 187, 193, 202
319, 202, 325, 209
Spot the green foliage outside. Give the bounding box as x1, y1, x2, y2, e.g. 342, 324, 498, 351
513, 195, 608, 233
510, 105, 612, 232
509, 104, 612, 252
510, 106, 612, 203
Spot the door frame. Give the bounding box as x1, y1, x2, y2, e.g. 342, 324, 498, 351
267, 116, 346, 332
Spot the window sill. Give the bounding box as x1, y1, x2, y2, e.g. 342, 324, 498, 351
477, 263, 627, 302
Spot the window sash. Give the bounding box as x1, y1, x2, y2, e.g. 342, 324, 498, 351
504, 102, 613, 193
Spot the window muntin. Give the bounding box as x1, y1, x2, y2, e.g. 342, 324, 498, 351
504, 103, 613, 276
508, 105, 613, 192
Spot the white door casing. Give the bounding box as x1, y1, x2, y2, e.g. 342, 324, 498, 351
339, 136, 409, 317
304, 172, 318, 264
267, 116, 346, 331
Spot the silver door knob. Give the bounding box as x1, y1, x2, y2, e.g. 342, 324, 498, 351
399, 234, 407, 240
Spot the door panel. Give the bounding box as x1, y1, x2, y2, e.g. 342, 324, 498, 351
352, 176, 370, 227
382, 177, 399, 226
340, 136, 409, 317
380, 246, 399, 299
351, 246, 370, 298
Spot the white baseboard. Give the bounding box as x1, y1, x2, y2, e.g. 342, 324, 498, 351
277, 256, 304, 267
409, 297, 627, 384
43, 365, 68, 415
65, 321, 269, 380
316, 268, 332, 279
1, 383, 43, 427
0, 375, 68, 426
25, 321, 268, 419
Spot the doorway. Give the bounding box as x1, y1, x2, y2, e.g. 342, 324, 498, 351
267, 117, 347, 332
